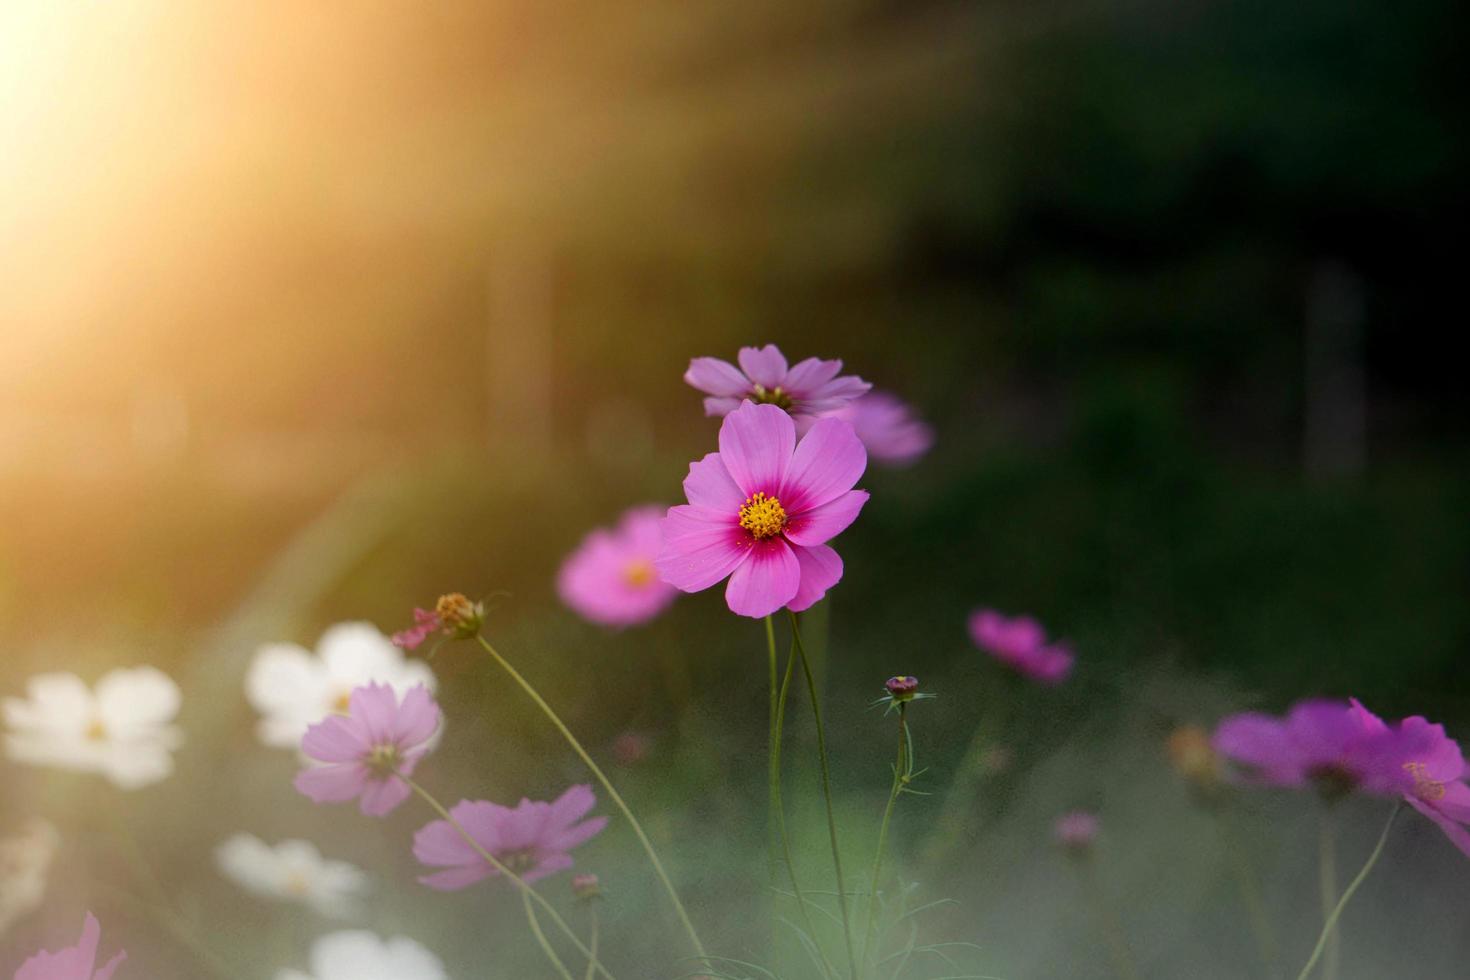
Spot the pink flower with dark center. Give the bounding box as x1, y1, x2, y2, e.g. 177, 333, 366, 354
684, 345, 871, 426
412, 785, 608, 890
15, 913, 125, 980
1349, 699, 1470, 858
1213, 699, 1399, 797
557, 506, 678, 628
294, 683, 440, 818
657, 402, 868, 619
967, 609, 1074, 685
1053, 811, 1098, 851
823, 391, 934, 467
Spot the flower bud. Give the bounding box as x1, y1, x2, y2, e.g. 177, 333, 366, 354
884, 676, 919, 702
1053, 810, 1098, 855
571, 873, 601, 901
435, 593, 484, 637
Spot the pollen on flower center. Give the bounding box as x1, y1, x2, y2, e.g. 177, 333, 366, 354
1405, 761, 1447, 801
623, 559, 656, 588
750, 384, 794, 411
331, 690, 352, 714
365, 743, 403, 778
85, 719, 108, 742
738, 492, 788, 540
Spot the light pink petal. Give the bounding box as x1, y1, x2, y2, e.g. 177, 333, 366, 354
301, 715, 367, 764
702, 396, 744, 417
394, 685, 441, 749
522, 854, 576, 884
787, 544, 844, 612
1433, 780, 1470, 822
780, 417, 867, 512
547, 784, 597, 827
349, 683, 400, 746
294, 763, 368, 803
547, 815, 608, 852
801, 374, 873, 413
784, 490, 868, 547
656, 507, 750, 593
684, 357, 753, 397
419, 864, 495, 891
718, 402, 794, 496
94, 951, 128, 980
781, 357, 843, 397
724, 539, 800, 618
358, 775, 411, 817
1407, 795, 1470, 858
413, 818, 478, 867
683, 452, 745, 512
737, 345, 789, 388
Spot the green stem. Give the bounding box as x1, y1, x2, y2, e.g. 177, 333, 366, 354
772, 634, 838, 978
789, 609, 858, 980
400, 775, 617, 980
919, 677, 1010, 868
860, 704, 907, 973
523, 889, 575, 980
1217, 811, 1281, 978
1294, 803, 1400, 980
473, 634, 707, 965
584, 907, 600, 980
767, 614, 780, 887
1318, 808, 1338, 980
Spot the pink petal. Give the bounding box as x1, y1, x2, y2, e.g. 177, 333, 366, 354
95, 952, 128, 980
419, 865, 495, 891
522, 854, 576, 884
301, 715, 367, 763
547, 784, 597, 826
547, 815, 609, 852
718, 402, 794, 497
737, 345, 789, 388
348, 683, 401, 745
787, 544, 844, 612
682, 452, 745, 511
702, 396, 744, 417
294, 763, 368, 803
684, 357, 753, 396
656, 507, 749, 593
781, 357, 843, 397
1407, 795, 1470, 858
724, 539, 800, 618
780, 417, 866, 512
394, 685, 441, 749
802, 374, 873, 413
358, 775, 411, 817
784, 490, 868, 547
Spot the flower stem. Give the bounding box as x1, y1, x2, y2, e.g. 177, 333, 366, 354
1294, 803, 1400, 980
473, 634, 707, 965
789, 609, 858, 980
400, 774, 616, 980
523, 889, 575, 980
766, 613, 780, 887
1318, 807, 1338, 980
584, 907, 600, 980
1216, 811, 1282, 978
859, 703, 907, 973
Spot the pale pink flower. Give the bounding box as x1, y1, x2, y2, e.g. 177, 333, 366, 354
657, 402, 868, 618
294, 683, 440, 818
557, 506, 678, 628
967, 609, 1074, 685
412, 785, 607, 890
15, 913, 125, 980
823, 391, 934, 467
1053, 811, 1099, 851
684, 344, 870, 426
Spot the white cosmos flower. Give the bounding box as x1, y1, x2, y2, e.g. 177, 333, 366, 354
216, 834, 369, 919
247, 622, 437, 750
0, 819, 60, 936
3, 668, 183, 789
277, 930, 447, 980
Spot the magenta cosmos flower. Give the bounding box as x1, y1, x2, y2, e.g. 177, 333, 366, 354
294, 683, 440, 817
1212, 698, 1402, 796
684, 344, 870, 427
1350, 699, 1470, 857
823, 391, 934, 467
15, 913, 125, 980
557, 506, 678, 628
967, 609, 1074, 685
657, 401, 868, 619
412, 784, 607, 890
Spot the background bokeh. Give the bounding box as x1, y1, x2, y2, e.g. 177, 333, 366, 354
3, 1, 1467, 977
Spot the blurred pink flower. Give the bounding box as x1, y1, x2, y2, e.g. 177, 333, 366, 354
390, 609, 441, 651
557, 506, 679, 628
658, 402, 868, 618
1350, 700, 1470, 857
610, 731, 652, 766
1053, 811, 1098, 850
15, 913, 125, 980
684, 344, 870, 425
1213, 699, 1398, 796
294, 683, 440, 818
412, 785, 608, 890
967, 609, 1074, 685
823, 391, 934, 467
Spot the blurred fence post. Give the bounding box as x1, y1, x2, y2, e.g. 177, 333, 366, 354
485, 239, 555, 460
1303, 259, 1366, 479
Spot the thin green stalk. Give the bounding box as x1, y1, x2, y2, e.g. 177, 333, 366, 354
400, 774, 617, 980
773, 636, 838, 979
767, 613, 780, 887
789, 609, 858, 980
1217, 811, 1282, 978
584, 907, 600, 980
523, 889, 575, 980
860, 704, 908, 973
1318, 808, 1338, 980
919, 677, 1011, 868
473, 634, 707, 965
1295, 803, 1400, 980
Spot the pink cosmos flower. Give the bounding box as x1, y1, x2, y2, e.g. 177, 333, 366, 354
294, 683, 440, 817
1350, 699, 1470, 857
967, 609, 1074, 685
1212, 698, 1400, 795
557, 506, 679, 628
684, 345, 871, 426
412, 784, 608, 890
15, 913, 125, 980
1053, 811, 1099, 850
823, 391, 934, 467
657, 401, 869, 619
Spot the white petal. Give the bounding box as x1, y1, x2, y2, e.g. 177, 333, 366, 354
247, 644, 330, 714
4, 674, 95, 734
95, 667, 181, 736
99, 741, 175, 789
317, 623, 402, 685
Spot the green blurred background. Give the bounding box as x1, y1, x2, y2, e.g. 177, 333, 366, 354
3, 0, 1467, 976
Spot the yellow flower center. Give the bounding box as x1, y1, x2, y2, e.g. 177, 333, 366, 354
332, 690, 352, 714
623, 559, 656, 588
366, 743, 403, 778
283, 871, 311, 896
738, 492, 788, 540
85, 719, 108, 742
1405, 761, 1446, 801
751, 385, 794, 411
